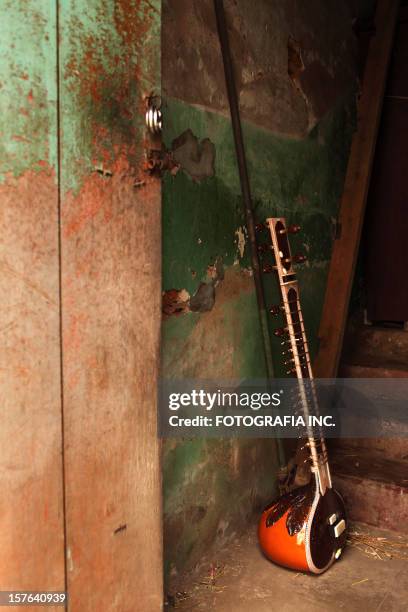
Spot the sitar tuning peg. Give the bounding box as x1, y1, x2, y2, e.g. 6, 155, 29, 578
282, 253, 307, 265
269, 305, 281, 316
273, 327, 286, 337
257, 243, 272, 253
262, 263, 276, 274
279, 224, 301, 235
287, 224, 301, 234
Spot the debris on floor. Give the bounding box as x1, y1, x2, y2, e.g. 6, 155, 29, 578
347, 524, 408, 561
166, 522, 408, 611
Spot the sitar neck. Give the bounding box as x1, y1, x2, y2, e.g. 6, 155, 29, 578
265, 217, 332, 495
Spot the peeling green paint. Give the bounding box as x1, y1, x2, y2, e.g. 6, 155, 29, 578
0, 1, 58, 179
57, 2, 163, 607
163, 94, 355, 372
162, 92, 356, 577
59, 0, 160, 193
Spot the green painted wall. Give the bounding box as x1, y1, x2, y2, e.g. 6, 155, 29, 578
162, 93, 356, 576
163, 96, 355, 363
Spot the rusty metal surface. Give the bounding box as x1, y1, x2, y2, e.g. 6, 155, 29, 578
0, 0, 65, 597
59, 1, 162, 610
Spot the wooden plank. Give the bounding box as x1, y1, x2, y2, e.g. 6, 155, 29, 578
0, 0, 65, 596
314, 0, 399, 378
59, 2, 163, 610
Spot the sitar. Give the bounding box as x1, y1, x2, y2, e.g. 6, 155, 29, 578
257, 217, 347, 574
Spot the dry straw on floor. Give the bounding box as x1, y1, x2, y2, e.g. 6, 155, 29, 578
347, 526, 408, 561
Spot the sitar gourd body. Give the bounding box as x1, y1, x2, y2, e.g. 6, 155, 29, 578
258, 473, 347, 573
257, 218, 347, 574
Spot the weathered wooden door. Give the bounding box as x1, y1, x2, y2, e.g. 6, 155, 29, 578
1, 2, 162, 610
0, 1, 65, 596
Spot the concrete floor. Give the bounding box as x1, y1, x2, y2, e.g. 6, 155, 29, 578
170, 523, 408, 611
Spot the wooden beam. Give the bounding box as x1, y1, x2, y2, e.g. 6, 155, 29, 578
314, 0, 399, 378
0, 1, 65, 591
60, 2, 163, 610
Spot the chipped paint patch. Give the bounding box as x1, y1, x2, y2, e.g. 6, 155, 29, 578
162, 266, 258, 379
60, 0, 160, 192
163, 289, 190, 317
207, 257, 224, 284
189, 282, 215, 312
235, 226, 247, 259
164, 258, 225, 317
171, 129, 215, 182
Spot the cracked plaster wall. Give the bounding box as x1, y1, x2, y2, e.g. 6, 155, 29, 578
161, 0, 370, 580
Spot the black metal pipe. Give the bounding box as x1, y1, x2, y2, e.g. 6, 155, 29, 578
213, 0, 273, 376
213, 0, 285, 465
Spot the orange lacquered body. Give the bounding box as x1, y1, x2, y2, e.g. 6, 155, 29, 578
258, 507, 309, 572
258, 477, 347, 574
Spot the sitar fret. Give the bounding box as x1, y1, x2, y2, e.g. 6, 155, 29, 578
266, 217, 333, 496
